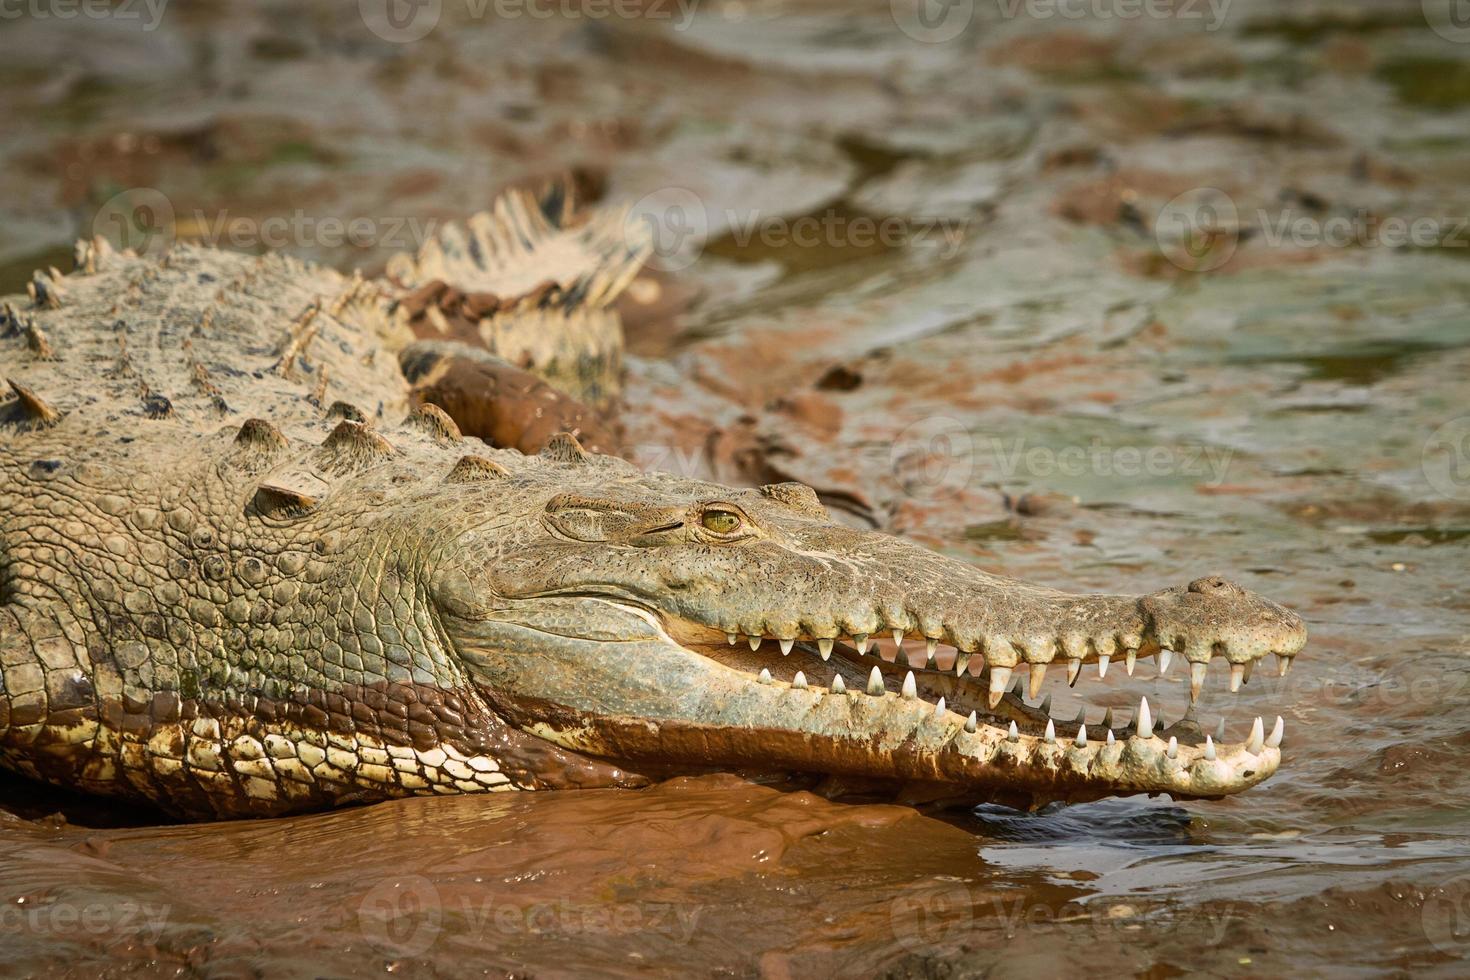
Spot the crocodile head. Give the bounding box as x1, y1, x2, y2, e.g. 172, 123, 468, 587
435, 452, 1307, 809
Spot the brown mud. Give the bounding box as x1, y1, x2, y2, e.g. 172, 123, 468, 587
3, 0, 1470, 975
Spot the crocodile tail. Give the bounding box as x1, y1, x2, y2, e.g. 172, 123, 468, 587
386, 179, 651, 407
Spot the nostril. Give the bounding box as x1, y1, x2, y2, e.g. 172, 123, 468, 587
1188, 576, 1241, 596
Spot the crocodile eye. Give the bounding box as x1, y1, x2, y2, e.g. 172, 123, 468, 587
701, 509, 743, 535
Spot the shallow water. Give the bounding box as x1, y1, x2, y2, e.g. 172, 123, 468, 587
3, 0, 1470, 975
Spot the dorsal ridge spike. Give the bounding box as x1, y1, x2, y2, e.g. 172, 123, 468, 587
445, 454, 509, 483
233, 418, 290, 452
5, 378, 62, 427
405, 402, 463, 444
319, 419, 395, 472
539, 431, 593, 464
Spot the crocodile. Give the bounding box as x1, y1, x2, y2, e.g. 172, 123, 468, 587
0, 189, 1306, 819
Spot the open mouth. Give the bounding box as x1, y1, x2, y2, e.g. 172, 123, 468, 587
649, 609, 1297, 803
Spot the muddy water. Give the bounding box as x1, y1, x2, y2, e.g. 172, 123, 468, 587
5, 1, 1470, 975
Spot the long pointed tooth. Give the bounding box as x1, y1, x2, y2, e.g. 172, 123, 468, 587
1101, 707, 1114, 730
1044, 719, 1056, 743
1039, 695, 1052, 717
988, 667, 1011, 709
748, 635, 762, 651
1190, 662, 1207, 702
818, 637, 833, 661
1010, 676, 1023, 696
1125, 649, 1137, 676
964, 711, 977, 733
1066, 659, 1082, 686
1246, 716, 1264, 753
892, 628, 905, 648
831, 674, 846, 695
758, 668, 772, 684
779, 638, 794, 656
855, 634, 870, 655
1265, 715, 1284, 749
1098, 654, 1110, 679
1076, 725, 1088, 748
1214, 717, 1226, 741
1106, 730, 1116, 745
1158, 649, 1173, 675
954, 652, 972, 676
1277, 654, 1292, 677
1028, 664, 1048, 698
1229, 663, 1244, 693
1166, 736, 1178, 759
901, 671, 917, 699
1136, 697, 1153, 738
727, 633, 738, 646
867, 666, 885, 696
925, 637, 938, 664
1007, 721, 1018, 742
792, 671, 808, 689
934, 696, 946, 718
1204, 735, 1216, 761
1242, 659, 1254, 684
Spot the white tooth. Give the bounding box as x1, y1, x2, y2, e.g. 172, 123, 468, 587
1190, 662, 1207, 702
1242, 659, 1255, 684
818, 637, 833, 660
1029, 663, 1048, 698
1010, 676, 1024, 696
1101, 708, 1114, 730
867, 666, 885, 696
1125, 649, 1137, 676
1066, 659, 1082, 686
1246, 716, 1264, 753
1204, 735, 1216, 761
1044, 719, 1055, 743
1229, 663, 1244, 692
831, 674, 846, 695
1136, 697, 1153, 738
1098, 654, 1110, 679
954, 652, 972, 676
792, 671, 808, 689
964, 711, 978, 733
892, 628, 905, 648
901, 671, 917, 699
1039, 695, 1052, 717
1158, 649, 1173, 675
925, 637, 938, 664
748, 635, 762, 651
1166, 736, 1178, 759
1106, 730, 1115, 745
1215, 717, 1226, 741
988, 667, 1011, 709
1007, 721, 1018, 742
855, 634, 870, 655
758, 668, 772, 684
779, 638, 794, 656
1076, 725, 1088, 748
1277, 654, 1292, 677
1266, 715, 1284, 749
727, 633, 738, 645
934, 696, 946, 718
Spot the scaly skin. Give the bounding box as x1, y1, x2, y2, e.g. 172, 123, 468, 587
0, 202, 1306, 819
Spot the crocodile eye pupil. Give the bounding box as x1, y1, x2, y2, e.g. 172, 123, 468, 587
702, 511, 741, 534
